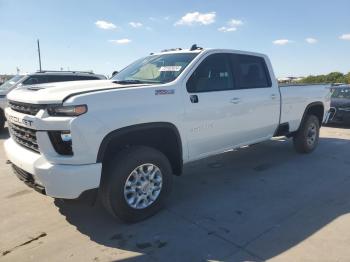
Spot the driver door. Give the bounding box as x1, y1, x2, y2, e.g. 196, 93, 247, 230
183, 53, 239, 160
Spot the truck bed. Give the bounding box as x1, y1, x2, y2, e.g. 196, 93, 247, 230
279, 84, 331, 131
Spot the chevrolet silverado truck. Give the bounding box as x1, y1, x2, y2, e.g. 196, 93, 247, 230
4, 46, 331, 222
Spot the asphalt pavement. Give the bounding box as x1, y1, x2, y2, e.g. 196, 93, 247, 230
1, 125, 350, 262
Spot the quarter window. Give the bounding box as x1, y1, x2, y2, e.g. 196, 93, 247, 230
232, 54, 271, 89
187, 53, 234, 93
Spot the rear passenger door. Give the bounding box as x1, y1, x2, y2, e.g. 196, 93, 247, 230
228, 54, 280, 143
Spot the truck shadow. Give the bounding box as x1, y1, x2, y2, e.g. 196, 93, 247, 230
323, 123, 350, 129
55, 136, 350, 261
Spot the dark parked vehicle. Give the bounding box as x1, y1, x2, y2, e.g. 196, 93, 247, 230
328, 85, 350, 124
0, 71, 106, 130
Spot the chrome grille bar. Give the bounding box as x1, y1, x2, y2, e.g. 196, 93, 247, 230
8, 122, 39, 153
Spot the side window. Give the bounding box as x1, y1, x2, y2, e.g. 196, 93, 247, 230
46, 75, 71, 83
232, 54, 271, 89
47, 75, 86, 82
75, 76, 99, 80
46, 75, 100, 83
22, 75, 49, 85
187, 53, 233, 93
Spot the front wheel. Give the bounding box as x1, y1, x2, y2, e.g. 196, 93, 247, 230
100, 146, 173, 223
293, 114, 320, 153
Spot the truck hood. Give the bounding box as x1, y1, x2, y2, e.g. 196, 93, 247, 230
6, 80, 149, 104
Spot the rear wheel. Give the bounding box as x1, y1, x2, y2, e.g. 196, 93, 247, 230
293, 114, 320, 153
100, 146, 173, 223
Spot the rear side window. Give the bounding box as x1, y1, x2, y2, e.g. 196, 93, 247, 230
231, 54, 271, 89
187, 53, 234, 93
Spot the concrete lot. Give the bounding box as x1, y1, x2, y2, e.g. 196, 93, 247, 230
1, 125, 350, 262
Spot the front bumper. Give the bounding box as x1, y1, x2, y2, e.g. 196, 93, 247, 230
4, 138, 102, 199
328, 107, 350, 124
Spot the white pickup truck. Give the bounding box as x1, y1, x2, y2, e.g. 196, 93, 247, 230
4, 46, 331, 222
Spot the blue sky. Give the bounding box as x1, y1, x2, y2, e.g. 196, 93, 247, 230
0, 0, 349, 77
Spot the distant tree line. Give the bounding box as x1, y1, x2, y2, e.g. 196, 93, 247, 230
299, 72, 350, 84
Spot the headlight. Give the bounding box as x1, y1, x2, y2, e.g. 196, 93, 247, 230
47, 105, 88, 117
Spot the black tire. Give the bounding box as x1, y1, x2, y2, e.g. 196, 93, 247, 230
293, 114, 320, 153
100, 146, 173, 223
0, 112, 5, 131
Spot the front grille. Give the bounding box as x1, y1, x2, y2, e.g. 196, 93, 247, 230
8, 122, 39, 153
9, 101, 45, 115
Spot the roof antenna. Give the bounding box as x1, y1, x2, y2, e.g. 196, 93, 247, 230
190, 44, 197, 51
190, 44, 203, 51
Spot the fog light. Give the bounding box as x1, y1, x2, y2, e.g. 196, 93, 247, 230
48, 131, 73, 155
60, 131, 72, 142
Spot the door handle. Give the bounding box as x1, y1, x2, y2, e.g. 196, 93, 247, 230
230, 97, 241, 104
190, 95, 199, 103
271, 94, 277, 100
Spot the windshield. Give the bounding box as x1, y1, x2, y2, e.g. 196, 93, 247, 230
112, 53, 198, 84
0, 75, 24, 91
331, 87, 350, 99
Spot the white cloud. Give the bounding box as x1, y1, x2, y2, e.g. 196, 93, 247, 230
228, 19, 243, 26
95, 20, 117, 30
129, 22, 143, 28
273, 39, 292, 45
149, 16, 171, 22
306, 37, 318, 44
175, 12, 216, 26
339, 34, 350, 40
218, 18, 243, 33
218, 26, 237, 32
109, 39, 132, 44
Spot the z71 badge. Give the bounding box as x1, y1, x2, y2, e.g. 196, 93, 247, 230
155, 89, 175, 95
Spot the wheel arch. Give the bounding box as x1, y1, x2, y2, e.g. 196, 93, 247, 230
299, 102, 324, 129
97, 122, 183, 175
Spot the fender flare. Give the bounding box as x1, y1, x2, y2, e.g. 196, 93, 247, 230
96, 122, 183, 169
298, 101, 324, 129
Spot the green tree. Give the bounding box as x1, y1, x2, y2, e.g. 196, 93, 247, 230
345, 72, 350, 84
325, 72, 344, 83
299, 71, 349, 84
